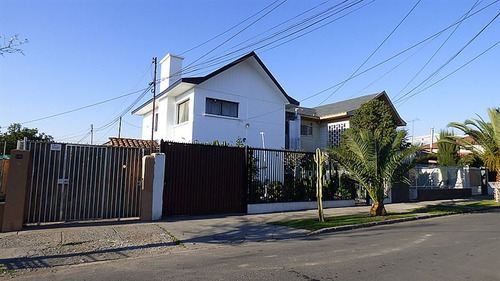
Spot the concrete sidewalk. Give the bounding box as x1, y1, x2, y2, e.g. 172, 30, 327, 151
157, 199, 473, 248
0, 199, 477, 273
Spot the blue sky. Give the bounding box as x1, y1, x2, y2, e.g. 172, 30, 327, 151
1, 0, 499, 144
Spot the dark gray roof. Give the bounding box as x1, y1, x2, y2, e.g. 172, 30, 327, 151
313, 93, 380, 117
296, 91, 406, 126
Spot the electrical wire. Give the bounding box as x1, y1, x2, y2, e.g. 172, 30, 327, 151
179, 0, 282, 56
180, 0, 363, 78
299, 0, 498, 103
396, 39, 500, 106
393, 0, 482, 100
394, 11, 499, 104
9, 87, 151, 126
317, 0, 422, 106
183, 0, 287, 71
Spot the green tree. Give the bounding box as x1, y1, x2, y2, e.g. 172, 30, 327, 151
437, 130, 458, 166
0, 123, 53, 155
348, 99, 397, 144
448, 108, 500, 181
329, 129, 420, 216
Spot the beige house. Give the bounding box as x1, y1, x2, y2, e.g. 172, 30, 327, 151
285, 91, 406, 152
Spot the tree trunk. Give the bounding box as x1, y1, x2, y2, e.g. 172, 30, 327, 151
370, 201, 387, 216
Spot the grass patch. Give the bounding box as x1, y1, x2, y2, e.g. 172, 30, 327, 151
271, 213, 416, 231
61, 241, 88, 246
459, 200, 500, 208
413, 200, 500, 214
155, 224, 185, 248
0, 267, 14, 274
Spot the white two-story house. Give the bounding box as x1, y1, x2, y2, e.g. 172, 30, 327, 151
132, 52, 299, 149
132, 52, 406, 151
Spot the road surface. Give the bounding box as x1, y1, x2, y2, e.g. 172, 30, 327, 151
11, 210, 500, 281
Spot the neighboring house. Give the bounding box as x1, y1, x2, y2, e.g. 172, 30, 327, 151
132, 52, 298, 149
132, 51, 406, 151
286, 91, 406, 152
104, 137, 159, 151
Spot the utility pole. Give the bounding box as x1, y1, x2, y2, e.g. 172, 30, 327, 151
90, 124, 94, 145
407, 118, 420, 145
118, 116, 122, 139
150, 57, 158, 154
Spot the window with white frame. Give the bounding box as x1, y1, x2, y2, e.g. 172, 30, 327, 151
205, 98, 238, 118
301, 123, 313, 136
177, 99, 190, 124
328, 121, 348, 146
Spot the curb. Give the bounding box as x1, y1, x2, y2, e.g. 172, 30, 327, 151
305, 206, 500, 236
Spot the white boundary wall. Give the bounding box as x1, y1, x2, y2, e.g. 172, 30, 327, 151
247, 199, 355, 214
152, 153, 165, 220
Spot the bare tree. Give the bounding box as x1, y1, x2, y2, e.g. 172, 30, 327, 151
0, 34, 28, 56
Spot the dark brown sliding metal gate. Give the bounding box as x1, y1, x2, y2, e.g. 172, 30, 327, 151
25, 142, 145, 225
161, 141, 247, 216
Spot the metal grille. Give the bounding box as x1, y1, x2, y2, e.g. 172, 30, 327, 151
25, 142, 145, 224
328, 121, 348, 147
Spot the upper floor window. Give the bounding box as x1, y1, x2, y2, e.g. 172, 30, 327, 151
301, 123, 313, 136
205, 98, 238, 118
177, 99, 190, 124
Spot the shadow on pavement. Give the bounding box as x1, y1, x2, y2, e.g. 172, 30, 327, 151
0, 242, 177, 271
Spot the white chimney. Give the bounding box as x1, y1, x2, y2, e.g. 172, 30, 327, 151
160, 53, 184, 92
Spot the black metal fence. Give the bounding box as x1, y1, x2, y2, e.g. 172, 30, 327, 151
247, 148, 356, 203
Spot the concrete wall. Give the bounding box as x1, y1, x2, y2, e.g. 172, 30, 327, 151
412, 165, 482, 195
247, 199, 355, 214
140, 153, 165, 221
300, 119, 320, 152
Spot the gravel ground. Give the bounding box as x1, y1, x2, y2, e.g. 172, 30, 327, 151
0, 222, 184, 277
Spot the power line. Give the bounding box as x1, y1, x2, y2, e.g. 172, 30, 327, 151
396, 39, 500, 106
260, 0, 373, 54
8, 87, 151, 126
299, 0, 498, 103
183, 0, 287, 71
98, 62, 153, 127
181, 0, 364, 78
182, 0, 353, 74
395, 11, 500, 104
179, 0, 282, 56
317, 0, 422, 106
393, 0, 482, 100
94, 84, 153, 132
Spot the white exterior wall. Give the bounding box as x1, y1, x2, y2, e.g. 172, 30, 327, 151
288, 115, 301, 150
140, 89, 194, 143
171, 91, 194, 143
300, 120, 321, 152
191, 60, 288, 149
247, 200, 355, 214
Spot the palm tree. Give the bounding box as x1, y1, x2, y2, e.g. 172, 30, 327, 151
328, 129, 421, 216
448, 108, 500, 182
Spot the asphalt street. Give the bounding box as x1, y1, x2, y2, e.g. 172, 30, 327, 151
11, 210, 500, 281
